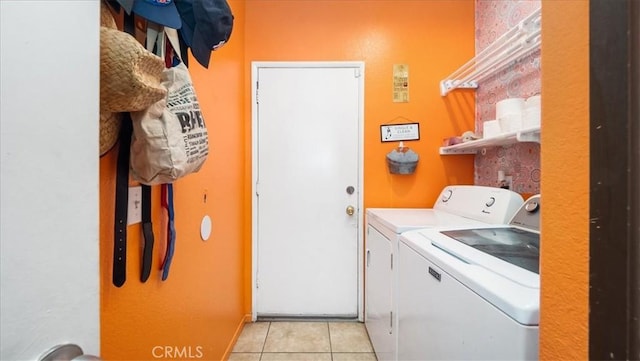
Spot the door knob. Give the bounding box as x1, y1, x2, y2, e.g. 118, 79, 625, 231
39, 344, 102, 361
346, 205, 355, 216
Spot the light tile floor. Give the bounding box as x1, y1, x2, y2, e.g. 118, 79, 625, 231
229, 321, 377, 361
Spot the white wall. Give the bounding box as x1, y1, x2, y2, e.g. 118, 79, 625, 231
0, 1, 100, 359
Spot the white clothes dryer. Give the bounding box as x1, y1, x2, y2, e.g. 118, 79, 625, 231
365, 185, 524, 361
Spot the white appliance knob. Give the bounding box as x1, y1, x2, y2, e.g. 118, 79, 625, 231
485, 197, 496, 207
442, 189, 453, 202
525, 201, 539, 212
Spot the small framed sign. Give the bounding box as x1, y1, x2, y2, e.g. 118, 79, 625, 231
380, 123, 420, 142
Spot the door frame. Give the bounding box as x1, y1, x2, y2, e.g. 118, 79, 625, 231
589, 0, 640, 358
251, 61, 365, 321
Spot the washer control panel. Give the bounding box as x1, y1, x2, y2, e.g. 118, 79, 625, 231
433, 185, 524, 224
510, 195, 541, 232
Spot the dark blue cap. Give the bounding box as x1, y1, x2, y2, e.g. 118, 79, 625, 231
175, 0, 233, 68
133, 0, 182, 29
114, 0, 135, 14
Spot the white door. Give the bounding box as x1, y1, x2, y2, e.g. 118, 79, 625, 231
252, 62, 364, 318
0, 2, 100, 360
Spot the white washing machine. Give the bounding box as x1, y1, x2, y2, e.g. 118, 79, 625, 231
365, 185, 524, 361
397, 195, 541, 360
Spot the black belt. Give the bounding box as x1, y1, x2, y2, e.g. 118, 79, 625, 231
140, 185, 154, 282
113, 11, 158, 287
113, 114, 132, 287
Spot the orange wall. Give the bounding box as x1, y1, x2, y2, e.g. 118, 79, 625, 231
539, 1, 589, 359
99, 1, 246, 360
244, 0, 476, 210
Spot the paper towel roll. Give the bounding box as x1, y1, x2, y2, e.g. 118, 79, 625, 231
525, 95, 541, 109
500, 113, 523, 133
483, 120, 501, 138
496, 98, 525, 119
522, 106, 541, 129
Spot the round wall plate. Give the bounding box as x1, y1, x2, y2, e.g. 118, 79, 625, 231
200, 215, 212, 241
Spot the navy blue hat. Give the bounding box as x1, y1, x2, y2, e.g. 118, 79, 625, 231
133, 0, 182, 29
114, 0, 135, 14
176, 0, 234, 68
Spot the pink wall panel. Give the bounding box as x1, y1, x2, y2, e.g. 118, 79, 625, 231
475, 0, 541, 195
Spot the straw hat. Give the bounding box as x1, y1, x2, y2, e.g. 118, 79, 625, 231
100, 2, 120, 156
101, 2, 117, 30
100, 111, 122, 156
100, 27, 166, 112
99, 1, 166, 156
100, 20, 166, 113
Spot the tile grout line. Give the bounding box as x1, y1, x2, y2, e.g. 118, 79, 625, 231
235, 321, 376, 361
327, 322, 334, 361
259, 321, 270, 361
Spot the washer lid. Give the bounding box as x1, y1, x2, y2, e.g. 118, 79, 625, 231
402, 228, 540, 326
441, 227, 540, 274
366, 208, 485, 234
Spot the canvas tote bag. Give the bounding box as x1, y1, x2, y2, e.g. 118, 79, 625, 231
130, 28, 209, 185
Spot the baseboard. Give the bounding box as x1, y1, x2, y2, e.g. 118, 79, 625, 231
257, 315, 360, 322
221, 314, 252, 360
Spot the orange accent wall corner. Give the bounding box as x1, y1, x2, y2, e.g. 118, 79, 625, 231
540, 1, 589, 359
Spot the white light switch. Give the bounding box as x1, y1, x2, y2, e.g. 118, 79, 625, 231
127, 186, 142, 225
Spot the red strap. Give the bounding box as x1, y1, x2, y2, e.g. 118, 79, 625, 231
160, 184, 168, 270
164, 35, 174, 68
161, 183, 168, 209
